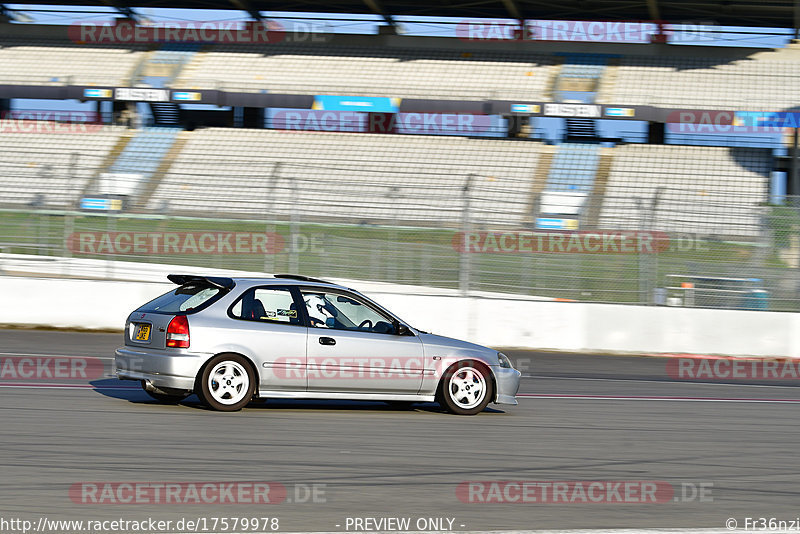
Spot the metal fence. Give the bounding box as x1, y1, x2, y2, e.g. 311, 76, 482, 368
1, 144, 799, 311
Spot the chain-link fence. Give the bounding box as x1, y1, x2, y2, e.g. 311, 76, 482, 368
2, 142, 800, 312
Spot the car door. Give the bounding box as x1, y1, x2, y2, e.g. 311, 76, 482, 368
301, 288, 424, 394
227, 285, 308, 392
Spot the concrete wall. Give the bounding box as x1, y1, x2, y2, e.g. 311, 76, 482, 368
0, 276, 168, 331
0, 273, 797, 358
365, 289, 798, 357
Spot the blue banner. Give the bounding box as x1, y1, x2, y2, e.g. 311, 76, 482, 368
510, 104, 540, 114
536, 218, 579, 230
172, 91, 202, 101
83, 88, 113, 99
80, 198, 122, 211
312, 95, 400, 113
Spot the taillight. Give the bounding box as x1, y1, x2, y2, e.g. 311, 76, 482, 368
166, 315, 190, 348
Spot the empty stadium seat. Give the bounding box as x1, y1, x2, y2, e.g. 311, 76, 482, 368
603, 54, 800, 110
0, 125, 128, 207
175, 43, 556, 101
0, 38, 146, 86
147, 128, 543, 226
599, 144, 771, 236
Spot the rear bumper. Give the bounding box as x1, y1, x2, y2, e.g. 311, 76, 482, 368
115, 346, 205, 391
493, 366, 521, 405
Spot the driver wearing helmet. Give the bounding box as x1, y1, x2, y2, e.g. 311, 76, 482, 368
305, 294, 336, 327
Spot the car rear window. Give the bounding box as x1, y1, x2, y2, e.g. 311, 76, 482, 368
136, 283, 224, 314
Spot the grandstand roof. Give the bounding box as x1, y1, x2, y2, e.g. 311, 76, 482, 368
6, 0, 798, 29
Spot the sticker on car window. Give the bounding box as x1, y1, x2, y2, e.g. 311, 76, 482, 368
277, 309, 297, 318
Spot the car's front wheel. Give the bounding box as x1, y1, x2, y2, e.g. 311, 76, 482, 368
198, 354, 256, 411
438, 361, 493, 415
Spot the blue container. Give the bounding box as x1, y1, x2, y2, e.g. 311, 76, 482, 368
743, 289, 769, 310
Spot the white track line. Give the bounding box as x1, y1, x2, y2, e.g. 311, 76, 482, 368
525, 374, 800, 389
1, 384, 798, 403
517, 393, 800, 403
0, 351, 114, 360
0, 383, 136, 390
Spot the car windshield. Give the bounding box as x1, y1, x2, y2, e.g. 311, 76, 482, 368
136, 283, 223, 314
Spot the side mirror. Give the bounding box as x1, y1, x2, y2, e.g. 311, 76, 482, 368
395, 322, 410, 336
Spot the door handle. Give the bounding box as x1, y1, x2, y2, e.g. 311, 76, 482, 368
319, 336, 336, 345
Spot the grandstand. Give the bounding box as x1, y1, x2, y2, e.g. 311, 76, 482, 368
0, 5, 795, 306
0, 28, 798, 111
146, 128, 541, 226
176, 44, 556, 100
170, 40, 800, 110
0, 38, 145, 86
602, 46, 800, 110
0, 30, 782, 234
598, 145, 771, 236
0, 125, 128, 207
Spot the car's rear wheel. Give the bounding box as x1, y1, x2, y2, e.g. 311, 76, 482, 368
438, 361, 493, 415
198, 354, 256, 412
140, 381, 189, 404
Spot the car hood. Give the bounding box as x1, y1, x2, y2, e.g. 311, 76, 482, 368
417, 332, 497, 362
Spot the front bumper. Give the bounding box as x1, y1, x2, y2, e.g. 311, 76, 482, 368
115, 346, 205, 391
493, 366, 521, 405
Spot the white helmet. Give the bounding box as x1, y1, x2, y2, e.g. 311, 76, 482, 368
305, 295, 334, 327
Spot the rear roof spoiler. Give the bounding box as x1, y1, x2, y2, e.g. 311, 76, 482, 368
167, 274, 235, 290
273, 274, 334, 284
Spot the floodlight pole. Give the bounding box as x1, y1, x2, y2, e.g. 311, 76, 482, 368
264, 162, 280, 274
289, 177, 299, 275
459, 173, 475, 296
795, 0, 800, 39
793, 128, 799, 205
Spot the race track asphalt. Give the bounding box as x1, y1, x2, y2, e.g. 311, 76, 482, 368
0, 329, 799, 532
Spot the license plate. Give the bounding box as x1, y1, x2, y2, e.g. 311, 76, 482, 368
134, 323, 151, 341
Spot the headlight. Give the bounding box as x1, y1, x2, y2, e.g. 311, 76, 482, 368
497, 352, 513, 369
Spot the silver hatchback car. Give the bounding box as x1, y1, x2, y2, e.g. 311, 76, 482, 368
115, 274, 521, 414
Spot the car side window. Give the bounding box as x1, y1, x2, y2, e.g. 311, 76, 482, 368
301, 290, 395, 334
230, 287, 300, 324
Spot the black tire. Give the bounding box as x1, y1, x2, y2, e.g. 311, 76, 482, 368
437, 361, 494, 415
140, 381, 189, 404
198, 354, 256, 412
